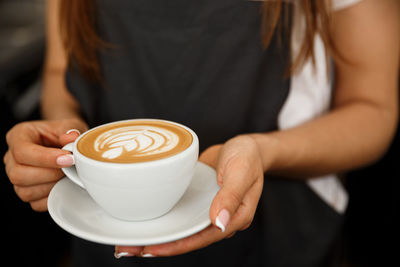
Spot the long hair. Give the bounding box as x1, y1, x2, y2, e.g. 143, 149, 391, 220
59, 0, 334, 82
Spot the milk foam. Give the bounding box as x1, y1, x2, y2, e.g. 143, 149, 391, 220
94, 126, 180, 160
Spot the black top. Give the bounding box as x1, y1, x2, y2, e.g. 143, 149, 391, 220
66, 1, 342, 266
67, 0, 289, 151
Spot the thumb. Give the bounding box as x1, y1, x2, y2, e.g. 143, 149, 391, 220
209, 158, 256, 233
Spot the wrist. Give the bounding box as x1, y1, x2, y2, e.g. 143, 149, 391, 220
247, 133, 282, 173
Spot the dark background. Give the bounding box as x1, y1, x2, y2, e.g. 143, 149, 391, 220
1, 0, 71, 266
1, 1, 398, 266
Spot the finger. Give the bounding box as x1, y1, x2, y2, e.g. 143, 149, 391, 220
6, 121, 59, 148
140, 225, 224, 257
210, 161, 258, 232
6, 122, 41, 146
59, 129, 81, 146
6, 154, 64, 186
6, 120, 87, 149
11, 141, 72, 168
30, 197, 49, 212
38, 119, 87, 147
212, 178, 262, 233
3, 150, 10, 167
14, 182, 56, 203
114, 246, 144, 258
226, 231, 237, 239
52, 119, 88, 137
233, 177, 263, 231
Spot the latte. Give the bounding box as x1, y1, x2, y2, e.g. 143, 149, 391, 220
77, 120, 193, 163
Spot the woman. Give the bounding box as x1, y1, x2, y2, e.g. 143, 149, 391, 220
4, 0, 399, 266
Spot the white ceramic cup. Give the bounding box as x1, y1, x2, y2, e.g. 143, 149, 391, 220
61, 119, 199, 221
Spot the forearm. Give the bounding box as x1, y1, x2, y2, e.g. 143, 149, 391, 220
41, 0, 84, 123
251, 99, 398, 178
251, 0, 400, 179
41, 68, 83, 121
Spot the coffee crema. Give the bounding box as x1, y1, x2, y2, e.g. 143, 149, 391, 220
77, 120, 193, 163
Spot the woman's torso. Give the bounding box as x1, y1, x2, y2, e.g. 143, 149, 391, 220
66, 1, 343, 266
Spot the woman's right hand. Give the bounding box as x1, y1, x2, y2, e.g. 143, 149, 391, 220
3, 119, 88, 212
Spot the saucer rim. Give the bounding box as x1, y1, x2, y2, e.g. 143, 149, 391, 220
48, 162, 217, 246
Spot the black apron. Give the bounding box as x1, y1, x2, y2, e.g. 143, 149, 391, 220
66, 1, 343, 266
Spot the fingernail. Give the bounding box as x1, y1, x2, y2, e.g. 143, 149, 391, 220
66, 129, 81, 135
215, 209, 230, 232
114, 252, 135, 259
141, 253, 155, 258
56, 154, 74, 166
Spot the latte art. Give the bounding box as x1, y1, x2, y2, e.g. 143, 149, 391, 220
94, 126, 180, 160
77, 120, 193, 163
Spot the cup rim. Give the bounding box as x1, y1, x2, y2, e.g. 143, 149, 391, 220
72, 118, 199, 167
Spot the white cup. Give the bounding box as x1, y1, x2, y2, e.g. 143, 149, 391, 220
61, 119, 199, 221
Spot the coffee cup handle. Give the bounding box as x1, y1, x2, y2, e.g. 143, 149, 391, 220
61, 143, 85, 189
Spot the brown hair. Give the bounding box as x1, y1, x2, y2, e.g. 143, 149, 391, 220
59, 0, 334, 82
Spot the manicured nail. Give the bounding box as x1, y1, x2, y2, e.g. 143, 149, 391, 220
141, 253, 155, 258
215, 209, 230, 232
66, 129, 81, 135
114, 252, 135, 259
56, 154, 74, 166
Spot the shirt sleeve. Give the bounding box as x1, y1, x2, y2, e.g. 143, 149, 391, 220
332, 0, 362, 11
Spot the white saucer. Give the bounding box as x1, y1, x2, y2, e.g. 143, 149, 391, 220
48, 162, 219, 246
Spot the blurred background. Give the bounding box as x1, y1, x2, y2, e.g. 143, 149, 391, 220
0, 0, 398, 266
0, 0, 71, 266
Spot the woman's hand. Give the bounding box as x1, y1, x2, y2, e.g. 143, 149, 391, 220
115, 135, 265, 258
3, 119, 87, 211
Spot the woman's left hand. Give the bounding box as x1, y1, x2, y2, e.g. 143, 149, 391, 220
115, 135, 265, 258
